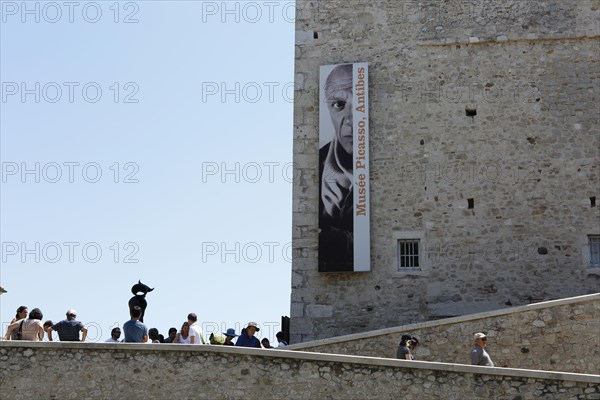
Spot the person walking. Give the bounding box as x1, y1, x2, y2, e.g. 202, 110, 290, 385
470, 332, 494, 366
396, 334, 414, 360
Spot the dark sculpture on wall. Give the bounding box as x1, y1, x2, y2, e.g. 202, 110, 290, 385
128, 280, 154, 323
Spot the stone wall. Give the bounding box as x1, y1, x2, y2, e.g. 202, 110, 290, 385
291, 0, 600, 342
1, 341, 599, 399
287, 293, 600, 374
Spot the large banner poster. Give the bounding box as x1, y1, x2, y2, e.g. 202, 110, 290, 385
318, 62, 370, 272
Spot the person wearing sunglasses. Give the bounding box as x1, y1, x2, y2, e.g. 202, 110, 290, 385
105, 327, 122, 343
471, 332, 494, 366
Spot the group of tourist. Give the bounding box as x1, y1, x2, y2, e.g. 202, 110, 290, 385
112, 309, 288, 348
2, 305, 289, 349
5, 305, 497, 365
3, 306, 87, 342
396, 332, 494, 366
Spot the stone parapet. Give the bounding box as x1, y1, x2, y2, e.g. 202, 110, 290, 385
287, 293, 600, 374
1, 341, 599, 399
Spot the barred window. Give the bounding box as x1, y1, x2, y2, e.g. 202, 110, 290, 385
590, 235, 600, 267
398, 239, 420, 270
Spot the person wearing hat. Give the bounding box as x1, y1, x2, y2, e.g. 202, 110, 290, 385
222, 328, 238, 346
396, 334, 414, 360
471, 332, 494, 366
408, 335, 420, 359
47, 309, 87, 342
235, 322, 261, 348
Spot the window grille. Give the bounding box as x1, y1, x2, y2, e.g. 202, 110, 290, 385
398, 239, 420, 270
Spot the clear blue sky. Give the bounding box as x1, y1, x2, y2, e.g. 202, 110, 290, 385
0, 1, 295, 343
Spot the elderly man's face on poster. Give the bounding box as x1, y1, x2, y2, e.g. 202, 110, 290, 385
325, 65, 353, 154
319, 62, 370, 273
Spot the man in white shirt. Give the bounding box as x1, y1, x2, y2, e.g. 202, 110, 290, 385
187, 313, 206, 344
105, 327, 121, 343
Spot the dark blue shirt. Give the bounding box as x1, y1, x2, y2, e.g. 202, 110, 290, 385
52, 319, 84, 341
235, 333, 261, 348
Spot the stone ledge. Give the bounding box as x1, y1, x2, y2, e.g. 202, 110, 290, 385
420, 34, 600, 47
286, 293, 600, 350
1, 341, 599, 384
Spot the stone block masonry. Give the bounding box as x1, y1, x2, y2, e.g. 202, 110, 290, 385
291, 0, 600, 342
288, 293, 600, 375
1, 341, 599, 399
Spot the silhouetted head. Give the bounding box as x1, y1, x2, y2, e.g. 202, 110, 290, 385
130, 306, 142, 319
29, 308, 43, 320
149, 328, 160, 342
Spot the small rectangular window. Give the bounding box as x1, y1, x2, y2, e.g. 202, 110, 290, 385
398, 239, 420, 271
590, 235, 600, 267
